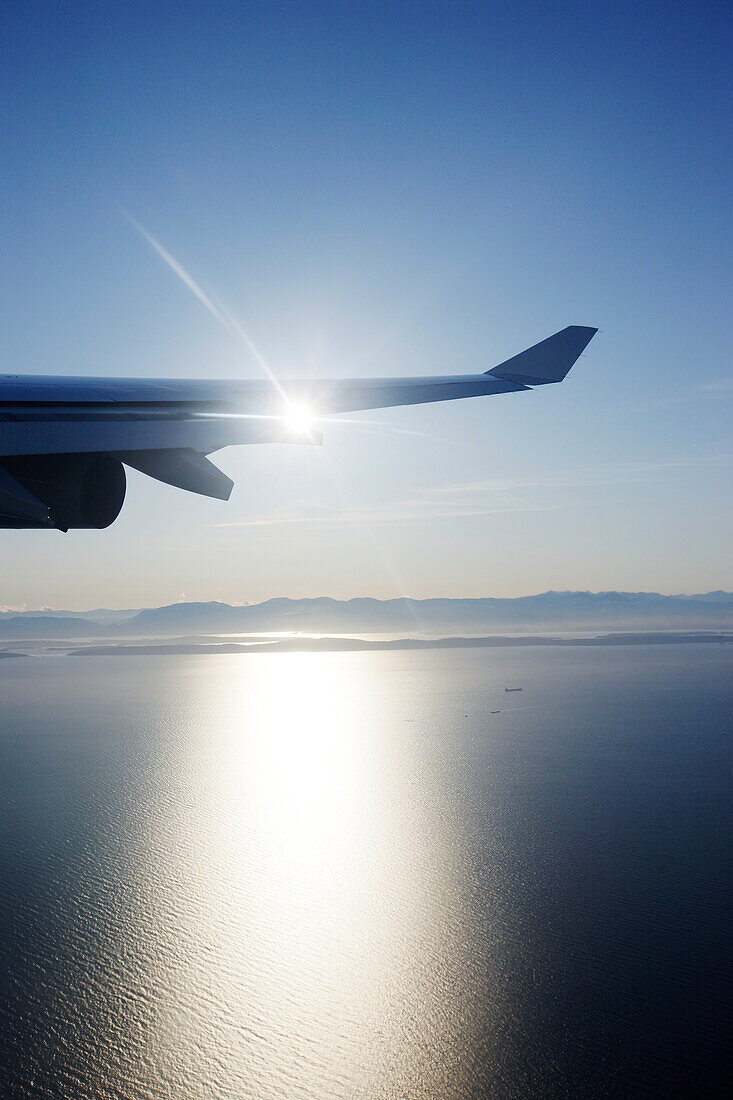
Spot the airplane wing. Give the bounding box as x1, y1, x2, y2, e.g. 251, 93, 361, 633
0, 325, 596, 530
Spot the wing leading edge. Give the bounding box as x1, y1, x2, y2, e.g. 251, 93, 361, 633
0, 325, 596, 529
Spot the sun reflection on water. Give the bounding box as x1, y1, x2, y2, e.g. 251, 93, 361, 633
132, 652, 490, 1098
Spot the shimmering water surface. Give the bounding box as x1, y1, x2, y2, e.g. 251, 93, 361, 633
0, 646, 731, 1098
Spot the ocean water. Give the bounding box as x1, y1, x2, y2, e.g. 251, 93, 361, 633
0, 645, 730, 1098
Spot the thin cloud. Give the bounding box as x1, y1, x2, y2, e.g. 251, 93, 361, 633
427, 453, 733, 498
627, 379, 733, 412
693, 379, 733, 393
213, 498, 550, 530
211, 452, 731, 532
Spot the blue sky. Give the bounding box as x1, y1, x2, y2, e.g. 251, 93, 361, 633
1, 1, 731, 609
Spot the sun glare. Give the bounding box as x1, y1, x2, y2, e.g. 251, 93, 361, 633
283, 402, 314, 435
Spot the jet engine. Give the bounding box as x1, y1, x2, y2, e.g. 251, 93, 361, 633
0, 454, 126, 530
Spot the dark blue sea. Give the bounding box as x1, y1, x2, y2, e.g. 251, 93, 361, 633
1, 644, 731, 1098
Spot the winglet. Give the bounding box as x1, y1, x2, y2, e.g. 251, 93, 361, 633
486, 326, 597, 386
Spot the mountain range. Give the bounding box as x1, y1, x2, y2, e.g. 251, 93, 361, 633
1, 591, 732, 640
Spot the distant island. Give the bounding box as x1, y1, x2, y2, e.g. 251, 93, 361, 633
64, 633, 732, 658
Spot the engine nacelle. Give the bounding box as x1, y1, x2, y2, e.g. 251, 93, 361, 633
0, 454, 126, 530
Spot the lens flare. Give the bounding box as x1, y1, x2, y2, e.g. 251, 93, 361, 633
283, 402, 314, 435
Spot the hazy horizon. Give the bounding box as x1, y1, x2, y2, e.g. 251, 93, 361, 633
3, 585, 733, 617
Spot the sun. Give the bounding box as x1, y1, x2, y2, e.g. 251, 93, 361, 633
283, 402, 314, 435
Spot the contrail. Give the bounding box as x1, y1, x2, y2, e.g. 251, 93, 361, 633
121, 210, 283, 394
